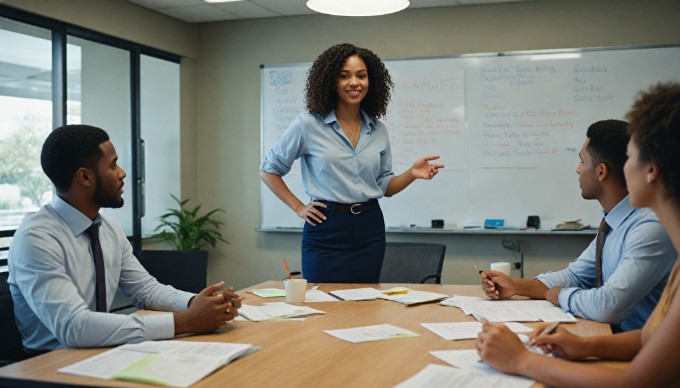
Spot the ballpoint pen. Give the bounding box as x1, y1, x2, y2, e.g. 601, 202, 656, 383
474, 265, 486, 281
529, 321, 560, 346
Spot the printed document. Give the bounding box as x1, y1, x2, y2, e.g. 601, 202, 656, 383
421, 321, 533, 340
378, 290, 449, 306
396, 363, 533, 388
447, 299, 577, 322
238, 302, 325, 321
58, 341, 258, 387
324, 324, 420, 343
329, 287, 383, 301
304, 287, 339, 302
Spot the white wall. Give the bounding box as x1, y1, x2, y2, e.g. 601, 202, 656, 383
4, 0, 680, 289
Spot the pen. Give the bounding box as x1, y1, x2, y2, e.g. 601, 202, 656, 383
529, 321, 560, 346
474, 265, 486, 281
281, 257, 293, 280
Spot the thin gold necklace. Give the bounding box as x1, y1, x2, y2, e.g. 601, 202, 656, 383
345, 119, 362, 146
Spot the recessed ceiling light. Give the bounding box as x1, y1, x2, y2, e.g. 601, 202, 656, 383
306, 0, 410, 17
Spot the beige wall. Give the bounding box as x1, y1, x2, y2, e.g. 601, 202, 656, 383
196, 0, 680, 289
4, 0, 680, 289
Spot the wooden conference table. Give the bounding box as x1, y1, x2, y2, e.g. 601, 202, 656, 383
0, 281, 618, 387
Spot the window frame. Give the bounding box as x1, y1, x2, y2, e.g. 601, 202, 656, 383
0, 4, 180, 254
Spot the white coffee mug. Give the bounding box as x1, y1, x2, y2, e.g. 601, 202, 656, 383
284, 278, 307, 303
490, 262, 512, 276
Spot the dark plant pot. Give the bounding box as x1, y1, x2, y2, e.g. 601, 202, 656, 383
139, 250, 208, 294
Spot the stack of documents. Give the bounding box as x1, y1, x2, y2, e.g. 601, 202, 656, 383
238, 302, 326, 321
249, 288, 286, 298
249, 286, 338, 302
552, 219, 589, 231
443, 298, 577, 322
58, 340, 258, 387
440, 295, 486, 309
329, 287, 383, 301
378, 290, 449, 306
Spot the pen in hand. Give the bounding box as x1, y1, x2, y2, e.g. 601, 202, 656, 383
474, 265, 486, 281
529, 321, 560, 347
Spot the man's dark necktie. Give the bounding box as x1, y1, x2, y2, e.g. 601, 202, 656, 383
595, 217, 611, 287
85, 223, 107, 312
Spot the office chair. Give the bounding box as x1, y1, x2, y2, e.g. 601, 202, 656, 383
0, 271, 29, 366
502, 238, 524, 278
380, 242, 446, 284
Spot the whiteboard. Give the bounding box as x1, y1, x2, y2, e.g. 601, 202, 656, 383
260, 45, 680, 229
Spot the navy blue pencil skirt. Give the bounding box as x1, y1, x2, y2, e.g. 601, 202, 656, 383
301, 200, 385, 283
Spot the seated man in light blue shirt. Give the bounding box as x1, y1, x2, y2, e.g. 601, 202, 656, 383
8, 124, 241, 353
481, 120, 676, 332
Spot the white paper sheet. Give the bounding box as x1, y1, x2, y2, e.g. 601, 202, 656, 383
329, 287, 383, 301
421, 321, 533, 340
323, 324, 420, 343
451, 299, 577, 322
395, 364, 534, 388
378, 290, 449, 306
58, 341, 258, 387
304, 287, 339, 302
238, 302, 325, 321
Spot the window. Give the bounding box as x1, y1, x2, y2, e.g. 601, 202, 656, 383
0, 17, 53, 231
0, 6, 181, 253
140, 55, 180, 237
66, 36, 134, 233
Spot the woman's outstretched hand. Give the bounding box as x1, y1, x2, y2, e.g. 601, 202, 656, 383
411, 155, 444, 180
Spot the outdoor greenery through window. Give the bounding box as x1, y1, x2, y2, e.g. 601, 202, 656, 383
0, 17, 53, 232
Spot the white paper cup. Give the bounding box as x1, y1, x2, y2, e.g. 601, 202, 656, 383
284, 279, 307, 303
490, 262, 512, 276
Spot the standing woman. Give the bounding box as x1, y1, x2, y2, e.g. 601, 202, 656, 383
475, 82, 680, 386
260, 43, 443, 283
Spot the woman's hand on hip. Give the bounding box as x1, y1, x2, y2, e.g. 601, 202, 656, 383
296, 201, 328, 226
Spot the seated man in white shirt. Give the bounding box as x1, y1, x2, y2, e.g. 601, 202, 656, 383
8, 124, 240, 354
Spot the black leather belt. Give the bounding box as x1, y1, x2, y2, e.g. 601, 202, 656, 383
320, 200, 379, 215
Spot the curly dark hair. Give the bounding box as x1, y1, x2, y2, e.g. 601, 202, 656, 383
586, 119, 630, 188
305, 43, 393, 118
626, 82, 680, 204
41, 124, 110, 193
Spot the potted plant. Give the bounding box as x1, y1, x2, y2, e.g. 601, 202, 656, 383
139, 195, 228, 293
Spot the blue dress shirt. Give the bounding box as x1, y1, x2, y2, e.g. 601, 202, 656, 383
536, 195, 677, 331
260, 110, 395, 204
8, 196, 194, 351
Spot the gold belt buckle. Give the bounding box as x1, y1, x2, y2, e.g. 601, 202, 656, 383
350, 204, 362, 215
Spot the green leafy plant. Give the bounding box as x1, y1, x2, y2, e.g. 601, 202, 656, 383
154, 194, 228, 251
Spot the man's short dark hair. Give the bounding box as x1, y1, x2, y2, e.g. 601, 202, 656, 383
40, 124, 110, 193
586, 119, 630, 188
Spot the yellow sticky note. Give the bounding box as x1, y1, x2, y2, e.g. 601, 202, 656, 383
382, 287, 410, 295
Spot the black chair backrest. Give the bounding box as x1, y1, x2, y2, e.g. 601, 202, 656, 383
379, 242, 446, 284
0, 271, 28, 365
